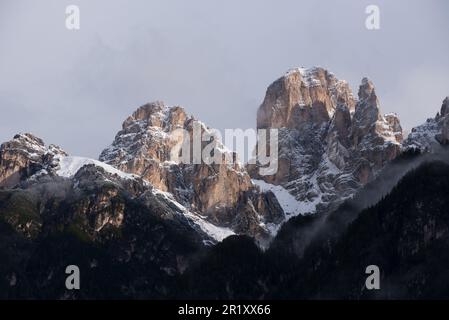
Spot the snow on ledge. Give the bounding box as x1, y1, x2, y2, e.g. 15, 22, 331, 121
55, 156, 235, 243
55, 156, 137, 180
153, 189, 235, 243
252, 179, 317, 216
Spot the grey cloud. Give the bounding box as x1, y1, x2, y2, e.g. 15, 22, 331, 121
1, 0, 448, 157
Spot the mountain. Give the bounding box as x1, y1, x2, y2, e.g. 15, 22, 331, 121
249, 67, 402, 217
0, 133, 67, 188
98, 101, 284, 241
404, 97, 449, 150
0, 132, 246, 244
1, 66, 448, 299
0, 133, 243, 298
180, 159, 449, 299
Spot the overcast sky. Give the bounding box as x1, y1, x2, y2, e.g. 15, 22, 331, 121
1, 0, 448, 158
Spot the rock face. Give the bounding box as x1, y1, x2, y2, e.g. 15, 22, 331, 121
0, 133, 243, 245
187, 161, 449, 300
2, 66, 449, 299
0, 116, 284, 245
405, 97, 449, 149
99, 102, 284, 240
0, 133, 67, 188
249, 68, 403, 215
0, 158, 213, 299
257, 67, 355, 131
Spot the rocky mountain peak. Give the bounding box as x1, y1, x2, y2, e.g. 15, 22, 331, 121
14, 132, 45, 149
100, 101, 285, 242
404, 97, 449, 150
358, 77, 376, 102
122, 101, 188, 132
6, 133, 66, 159
354, 78, 380, 118
351, 78, 402, 147
0, 133, 67, 188
440, 97, 449, 118
249, 67, 403, 215
257, 67, 355, 131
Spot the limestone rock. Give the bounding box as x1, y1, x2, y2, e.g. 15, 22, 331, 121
0, 133, 67, 188
249, 68, 403, 215
257, 67, 355, 131
99, 102, 284, 241
405, 97, 449, 149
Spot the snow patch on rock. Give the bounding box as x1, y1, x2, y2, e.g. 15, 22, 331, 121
252, 179, 317, 217
56, 156, 138, 180
56, 155, 235, 243
153, 189, 235, 242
